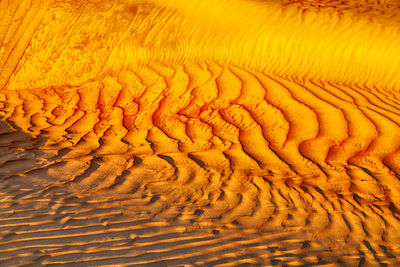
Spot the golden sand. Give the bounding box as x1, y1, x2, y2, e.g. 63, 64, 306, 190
0, 0, 400, 265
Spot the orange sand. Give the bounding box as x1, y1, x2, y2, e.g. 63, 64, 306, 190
0, 0, 400, 265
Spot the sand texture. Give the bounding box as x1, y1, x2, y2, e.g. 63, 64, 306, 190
0, 0, 400, 265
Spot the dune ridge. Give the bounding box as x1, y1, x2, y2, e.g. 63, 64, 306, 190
0, 0, 400, 265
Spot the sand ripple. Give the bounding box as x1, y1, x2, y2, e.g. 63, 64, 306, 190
1, 0, 400, 265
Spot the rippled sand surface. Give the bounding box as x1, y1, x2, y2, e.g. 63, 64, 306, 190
1, 0, 400, 265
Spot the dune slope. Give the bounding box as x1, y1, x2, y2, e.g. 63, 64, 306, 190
1, 0, 400, 265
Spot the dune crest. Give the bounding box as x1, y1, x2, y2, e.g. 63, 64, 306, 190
1, 0, 400, 265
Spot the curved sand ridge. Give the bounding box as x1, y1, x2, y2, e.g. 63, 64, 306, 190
1, 0, 400, 265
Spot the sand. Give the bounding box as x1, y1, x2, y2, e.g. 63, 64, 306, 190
0, 0, 400, 265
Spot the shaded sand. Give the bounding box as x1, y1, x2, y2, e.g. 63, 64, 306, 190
1, 0, 400, 265
0, 122, 395, 266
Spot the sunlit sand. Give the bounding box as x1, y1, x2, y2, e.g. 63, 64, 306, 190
0, 0, 400, 265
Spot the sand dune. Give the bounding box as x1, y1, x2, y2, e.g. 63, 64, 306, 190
1, 0, 400, 265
